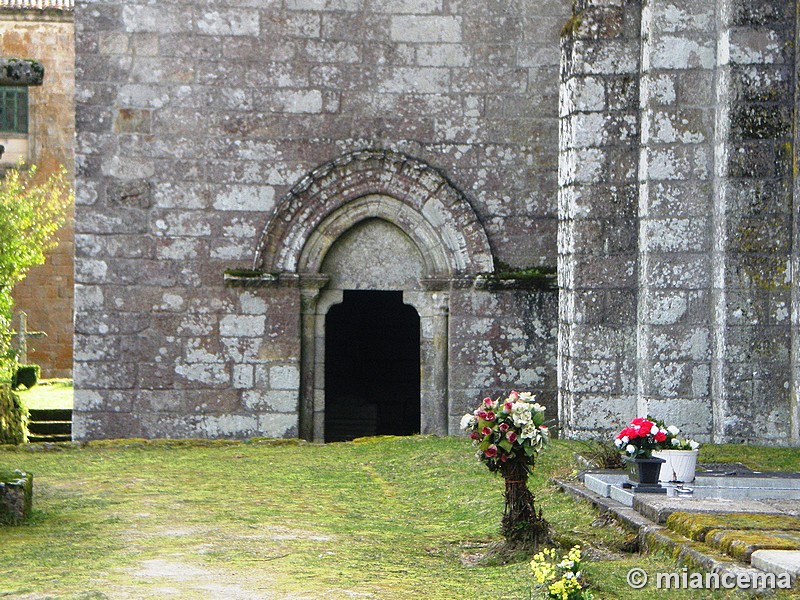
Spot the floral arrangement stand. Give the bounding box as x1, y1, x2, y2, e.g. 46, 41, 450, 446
614, 417, 668, 494
462, 391, 551, 557
621, 456, 667, 494
652, 449, 700, 483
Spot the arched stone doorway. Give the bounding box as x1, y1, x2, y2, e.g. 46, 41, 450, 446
324, 290, 420, 442
254, 150, 494, 441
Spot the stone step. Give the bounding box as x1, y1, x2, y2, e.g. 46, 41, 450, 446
704, 529, 800, 562
27, 434, 72, 443
27, 408, 72, 443
28, 408, 72, 422
751, 550, 800, 584
667, 511, 800, 542
28, 421, 71, 435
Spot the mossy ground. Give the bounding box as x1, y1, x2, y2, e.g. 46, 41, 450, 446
0, 438, 797, 598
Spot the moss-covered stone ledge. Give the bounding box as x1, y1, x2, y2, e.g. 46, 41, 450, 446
474, 266, 558, 291
0, 469, 33, 525
0, 58, 44, 86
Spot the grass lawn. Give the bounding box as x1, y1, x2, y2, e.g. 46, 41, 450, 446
15, 378, 73, 410
0, 436, 797, 599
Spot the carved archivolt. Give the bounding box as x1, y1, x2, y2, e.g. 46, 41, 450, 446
254, 149, 494, 278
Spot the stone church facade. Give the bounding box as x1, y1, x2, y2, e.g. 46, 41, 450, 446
73, 0, 800, 446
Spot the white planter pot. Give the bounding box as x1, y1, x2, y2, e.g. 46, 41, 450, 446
652, 449, 699, 483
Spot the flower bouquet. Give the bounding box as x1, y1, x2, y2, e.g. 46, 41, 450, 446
614, 417, 669, 485
461, 391, 550, 472
462, 391, 551, 551
613, 417, 668, 459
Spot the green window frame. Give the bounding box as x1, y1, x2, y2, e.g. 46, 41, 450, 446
0, 87, 28, 134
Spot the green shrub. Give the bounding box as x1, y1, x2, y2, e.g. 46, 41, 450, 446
12, 364, 40, 390
0, 382, 27, 444
0, 164, 72, 380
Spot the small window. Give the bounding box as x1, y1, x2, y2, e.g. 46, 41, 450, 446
0, 87, 28, 134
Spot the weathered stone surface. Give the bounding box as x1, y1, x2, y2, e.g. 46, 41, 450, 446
71, 0, 800, 445
559, 0, 799, 445
0, 471, 33, 526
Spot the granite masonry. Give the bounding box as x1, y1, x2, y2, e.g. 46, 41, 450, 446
2, 0, 75, 378
73, 0, 800, 445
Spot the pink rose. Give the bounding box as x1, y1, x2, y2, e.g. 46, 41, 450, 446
470, 431, 481, 440
484, 397, 493, 407
481, 426, 492, 436
499, 423, 510, 432
500, 453, 509, 462
507, 431, 518, 444
477, 410, 488, 420
509, 391, 519, 400
503, 402, 513, 413
485, 411, 496, 422
484, 445, 498, 458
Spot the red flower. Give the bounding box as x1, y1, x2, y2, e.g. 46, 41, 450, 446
484, 445, 498, 458
654, 430, 666, 442
507, 431, 518, 444
477, 410, 488, 420
470, 431, 481, 440
481, 426, 492, 436
499, 423, 510, 432
485, 411, 496, 422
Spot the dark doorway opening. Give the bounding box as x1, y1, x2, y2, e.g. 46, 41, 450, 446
324, 290, 421, 442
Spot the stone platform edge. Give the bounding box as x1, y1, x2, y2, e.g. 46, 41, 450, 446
551, 477, 771, 584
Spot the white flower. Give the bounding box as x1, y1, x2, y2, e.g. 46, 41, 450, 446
626, 444, 636, 455
614, 438, 623, 448
667, 425, 680, 435
671, 438, 680, 447
689, 440, 700, 450
521, 422, 540, 440
511, 402, 533, 427
460, 413, 475, 430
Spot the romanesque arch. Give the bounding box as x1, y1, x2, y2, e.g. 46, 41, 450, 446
253, 149, 494, 440
254, 149, 494, 277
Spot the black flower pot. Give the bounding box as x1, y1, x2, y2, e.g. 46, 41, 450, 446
627, 457, 665, 484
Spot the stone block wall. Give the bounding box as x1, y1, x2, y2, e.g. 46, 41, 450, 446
73, 0, 570, 440
559, 0, 800, 444
712, 0, 797, 442
558, 0, 641, 437
637, 0, 717, 436
448, 286, 558, 431
2, 6, 75, 378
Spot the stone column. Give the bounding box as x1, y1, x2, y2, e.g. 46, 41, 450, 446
299, 276, 329, 441
713, 0, 796, 443
558, 0, 642, 438
636, 0, 717, 439
417, 290, 449, 436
